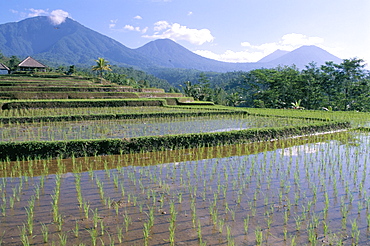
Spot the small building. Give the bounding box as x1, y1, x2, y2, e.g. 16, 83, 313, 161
0, 63, 10, 74
18, 56, 47, 72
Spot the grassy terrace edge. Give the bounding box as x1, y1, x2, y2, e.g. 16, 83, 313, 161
0, 98, 214, 109
0, 121, 350, 161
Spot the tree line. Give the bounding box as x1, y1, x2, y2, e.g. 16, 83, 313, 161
182, 58, 370, 111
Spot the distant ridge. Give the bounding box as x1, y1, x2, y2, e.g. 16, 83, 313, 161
263, 45, 342, 68
0, 17, 342, 72
258, 49, 290, 63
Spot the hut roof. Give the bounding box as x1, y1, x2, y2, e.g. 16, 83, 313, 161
0, 63, 10, 70
18, 56, 47, 68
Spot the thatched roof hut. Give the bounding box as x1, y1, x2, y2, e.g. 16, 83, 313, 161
0, 63, 10, 74
18, 56, 47, 72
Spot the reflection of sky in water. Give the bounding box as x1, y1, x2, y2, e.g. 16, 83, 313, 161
282, 143, 325, 156
1, 116, 311, 141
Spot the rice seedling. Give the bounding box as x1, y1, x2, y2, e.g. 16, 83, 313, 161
123, 211, 132, 232
92, 208, 99, 229
168, 202, 177, 246
18, 224, 29, 246
255, 226, 263, 245
87, 228, 98, 246
72, 220, 79, 238
243, 215, 250, 234
197, 219, 205, 245
25, 207, 34, 235
83, 201, 90, 219
351, 219, 360, 245
58, 232, 67, 246
226, 225, 234, 246
143, 222, 150, 246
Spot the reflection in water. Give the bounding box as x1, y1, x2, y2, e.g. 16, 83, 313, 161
0, 132, 368, 245
0, 115, 318, 142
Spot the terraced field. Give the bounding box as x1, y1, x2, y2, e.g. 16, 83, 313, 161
0, 74, 368, 245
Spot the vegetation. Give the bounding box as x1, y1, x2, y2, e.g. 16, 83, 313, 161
2, 52, 368, 111
92, 57, 112, 79
178, 59, 370, 111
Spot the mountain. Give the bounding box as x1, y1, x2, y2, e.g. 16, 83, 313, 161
262, 45, 342, 69
0, 16, 154, 68
135, 39, 265, 72
258, 49, 289, 63
0, 17, 342, 73
136, 39, 228, 70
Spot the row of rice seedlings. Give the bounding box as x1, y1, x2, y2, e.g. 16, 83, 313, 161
0, 131, 368, 244
246, 107, 370, 127
0, 114, 318, 142
0, 106, 213, 118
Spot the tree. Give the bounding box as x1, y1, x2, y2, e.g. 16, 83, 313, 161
67, 65, 76, 75
320, 58, 368, 111
92, 57, 112, 79
246, 66, 302, 108
181, 73, 213, 101
7, 56, 20, 71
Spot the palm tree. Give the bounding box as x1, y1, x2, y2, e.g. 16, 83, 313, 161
92, 57, 112, 79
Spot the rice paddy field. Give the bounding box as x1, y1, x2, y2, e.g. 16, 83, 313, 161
0, 106, 214, 118
1, 114, 320, 142
0, 105, 369, 246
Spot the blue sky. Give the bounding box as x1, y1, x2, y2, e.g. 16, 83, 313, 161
1, 0, 369, 65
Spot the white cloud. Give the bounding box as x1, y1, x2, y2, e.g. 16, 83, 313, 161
109, 19, 118, 29
153, 21, 171, 32
27, 8, 48, 17
13, 8, 70, 25
49, 9, 70, 25
144, 21, 214, 45
194, 49, 265, 63
134, 15, 142, 20
281, 33, 324, 46
141, 27, 148, 34
188, 11, 193, 16
124, 25, 135, 31
195, 33, 325, 63
123, 24, 148, 33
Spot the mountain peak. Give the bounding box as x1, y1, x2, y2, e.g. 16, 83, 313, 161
258, 45, 341, 67
258, 49, 290, 63
0, 17, 343, 72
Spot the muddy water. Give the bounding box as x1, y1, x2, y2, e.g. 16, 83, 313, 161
0, 132, 369, 245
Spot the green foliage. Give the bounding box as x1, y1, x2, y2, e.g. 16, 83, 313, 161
103, 66, 172, 91
181, 73, 239, 106
92, 58, 112, 78
241, 59, 370, 111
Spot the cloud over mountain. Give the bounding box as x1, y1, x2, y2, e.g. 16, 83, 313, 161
49, 9, 70, 25
195, 33, 327, 63
143, 21, 214, 45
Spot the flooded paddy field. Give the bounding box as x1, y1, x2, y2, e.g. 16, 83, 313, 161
0, 115, 319, 142
0, 131, 369, 245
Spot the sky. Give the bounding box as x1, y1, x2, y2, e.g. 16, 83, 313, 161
1, 0, 369, 65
